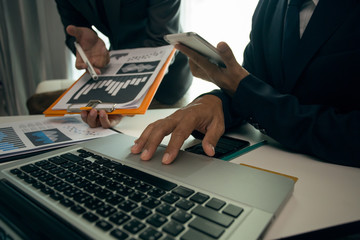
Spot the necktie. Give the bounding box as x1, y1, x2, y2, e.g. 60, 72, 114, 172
282, 0, 305, 64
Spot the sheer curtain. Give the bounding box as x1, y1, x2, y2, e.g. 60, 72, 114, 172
0, 0, 70, 116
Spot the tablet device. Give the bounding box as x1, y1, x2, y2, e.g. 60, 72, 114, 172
164, 32, 225, 67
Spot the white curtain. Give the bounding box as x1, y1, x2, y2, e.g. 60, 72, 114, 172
0, 0, 70, 116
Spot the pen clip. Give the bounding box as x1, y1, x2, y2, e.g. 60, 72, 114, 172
67, 100, 116, 113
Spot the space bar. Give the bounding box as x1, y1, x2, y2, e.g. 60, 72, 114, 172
115, 165, 177, 191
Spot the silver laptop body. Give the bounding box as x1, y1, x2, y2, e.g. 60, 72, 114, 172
0, 133, 294, 240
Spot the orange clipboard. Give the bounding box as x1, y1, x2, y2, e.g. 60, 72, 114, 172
43, 48, 176, 117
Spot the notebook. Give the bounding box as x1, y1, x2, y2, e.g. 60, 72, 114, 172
0, 133, 294, 240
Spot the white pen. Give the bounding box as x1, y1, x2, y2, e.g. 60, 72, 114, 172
74, 42, 99, 80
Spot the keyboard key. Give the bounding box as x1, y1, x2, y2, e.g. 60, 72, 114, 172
163, 221, 184, 236
115, 165, 177, 191
172, 186, 195, 198
105, 180, 123, 191
50, 191, 64, 201
146, 213, 168, 227
106, 194, 124, 206
190, 192, 209, 204
110, 229, 129, 240
83, 212, 99, 222
63, 187, 81, 198
128, 191, 147, 202
148, 188, 165, 198
139, 227, 162, 240
94, 188, 112, 199
41, 187, 54, 195
10, 168, 22, 175
142, 197, 161, 209
123, 177, 139, 187
205, 198, 226, 210
71, 205, 86, 215
96, 204, 117, 217
124, 219, 146, 234
85, 198, 105, 210
61, 153, 83, 163
161, 193, 180, 204
109, 211, 130, 225
96, 220, 113, 231
175, 199, 195, 210
73, 192, 92, 204
191, 205, 233, 227
222, 204, 243, 218
49, 156, 67, 165
132, 206, 152, 220
188, 217, 225, 238
117, 185, 134, 196
32, 181, 45, 189
171, 210, 192, 223
181, 228, 215, 240
135, 182, 153, 192
156, 204, 176, 216
163, 236, 175, 240
20, 164, 39, 173
118, 200, 138, 212
60, 198, 75, 207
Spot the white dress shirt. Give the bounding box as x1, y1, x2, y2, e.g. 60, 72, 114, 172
299, 0, 319, 38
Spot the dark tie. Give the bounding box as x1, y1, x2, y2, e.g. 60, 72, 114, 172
282, 0, 305, 65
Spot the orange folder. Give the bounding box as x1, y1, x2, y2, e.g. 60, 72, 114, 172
44, 48, 176, 117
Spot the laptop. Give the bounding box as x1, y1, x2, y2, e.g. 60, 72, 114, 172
0, 133, 294, 240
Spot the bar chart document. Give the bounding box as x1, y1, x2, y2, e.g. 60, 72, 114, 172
0, 116, 116, 161
44, 45, 175, 116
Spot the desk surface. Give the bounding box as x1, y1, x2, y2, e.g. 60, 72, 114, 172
1, 109, 360, 239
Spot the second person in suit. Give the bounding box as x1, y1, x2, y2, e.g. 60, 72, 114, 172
55, 0, 192, 127
131, 0, 360, 167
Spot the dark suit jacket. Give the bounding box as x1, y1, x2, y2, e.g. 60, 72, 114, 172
212, 0, 360, 167
55, 0, 192, 105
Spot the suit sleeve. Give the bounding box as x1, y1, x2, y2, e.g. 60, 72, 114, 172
143, 0, 182, 47
55, 0, 93, 54
220, 74, 360, 168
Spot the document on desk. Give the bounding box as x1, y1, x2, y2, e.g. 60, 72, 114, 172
44, 45, 175, 116
0, 116, 116, 161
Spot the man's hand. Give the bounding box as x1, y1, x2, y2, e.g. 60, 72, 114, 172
131, 95, 225, 164
175, 42, 249, 96
66, 25, 109, 74
81, 109, 123, 128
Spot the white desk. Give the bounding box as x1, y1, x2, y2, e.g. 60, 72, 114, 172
1, 109, 360, 239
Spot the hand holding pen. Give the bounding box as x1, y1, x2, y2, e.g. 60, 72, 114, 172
66, 25, 110, 79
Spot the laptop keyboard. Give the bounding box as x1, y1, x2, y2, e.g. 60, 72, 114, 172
7, 149, 245, 240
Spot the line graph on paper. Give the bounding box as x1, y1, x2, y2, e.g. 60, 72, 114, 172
0, 127, 26, 152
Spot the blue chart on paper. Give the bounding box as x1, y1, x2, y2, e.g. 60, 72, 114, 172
25, 128, 71, 146
0, 127, 26, 152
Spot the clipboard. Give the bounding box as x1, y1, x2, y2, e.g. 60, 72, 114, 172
44, 46, 176, 117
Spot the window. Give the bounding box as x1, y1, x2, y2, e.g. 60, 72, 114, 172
181, 0, 258, 100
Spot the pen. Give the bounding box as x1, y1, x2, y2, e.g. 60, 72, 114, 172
74, 42, 99, 80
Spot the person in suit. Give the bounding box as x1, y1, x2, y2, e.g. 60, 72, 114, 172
131, 0, 360, 167
54, 0, 192, 127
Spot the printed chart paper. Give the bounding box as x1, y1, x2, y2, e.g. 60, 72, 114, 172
51, 46, 174, 111
0, 116, 116, 160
